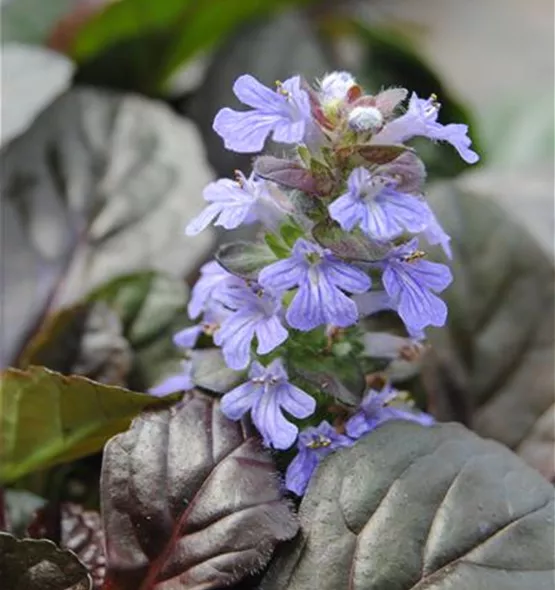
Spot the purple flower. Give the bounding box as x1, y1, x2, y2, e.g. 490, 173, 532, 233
213, 74, 312, 153
149, 360, 194, 397
421, 209, 452, 259
213, 283, 288, 370
173, 324, 203, 349
173, 304, 227, 350
185, 172, 284, 236
381, 239, 453, 334
346, 383, 435, 440
373, 92, 479, 164
259, 239, 371, 331
221, 358, 316, 449
187, 260, 243, 320
285, 421, 352, 496
329, 167, 431, 240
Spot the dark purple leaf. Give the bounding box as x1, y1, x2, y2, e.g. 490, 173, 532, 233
261, 422, 555, 590
28, 503, 106, 590
101, 391, 298, 590
254, 156, 325, 195
0, 532, 92, 589
355, 144, 408, 165
312, 222, 390, 262
377, 150, 427, 194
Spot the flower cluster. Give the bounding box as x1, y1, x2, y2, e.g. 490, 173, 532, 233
150, 71, 478, 495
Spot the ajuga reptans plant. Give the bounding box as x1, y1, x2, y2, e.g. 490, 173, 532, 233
150, 71, 479, 496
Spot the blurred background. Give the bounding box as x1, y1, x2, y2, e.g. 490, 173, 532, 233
1, 0, 554, 498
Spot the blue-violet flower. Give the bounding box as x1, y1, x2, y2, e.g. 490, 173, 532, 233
221, 358, 316, 449
259, 238, 371, 331
381, 239, 453, 334
373, 92, 479, 164
213, 283, 288, 370
285, 421, 352, 496
187, 260, 243, 320
186, 171, 283, 235
213, 74, 312, 153
329, 167, 431, 240
346, 383, 434, 440
149, 360, 194, 397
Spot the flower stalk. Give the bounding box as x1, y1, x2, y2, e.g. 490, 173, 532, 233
150, 70, 479, 495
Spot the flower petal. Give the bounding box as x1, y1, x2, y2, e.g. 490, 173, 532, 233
187, 261, 234, 319
185, 203, 222, 236
328, 193, 363, 231
259, 257, 305, 292
285, 449, 319, 496
149, 362, 194, 397
323, 259, 371, 294
375, 191, 431, 238
439, 123, 480, 164
232, 74, 284, 112
276, 382, 316, 419
252, 390, 298, 449
319, 275, 360, 327
265, 357, 289, 380
215, 311, 257, 370
173, 325, 203, 349
255, 315, 288, 355
407, 260, 453, 292
286, 281, 326, 330
272, 118, 306, 144
354, 290, 395, 316
213, 108, 280, 153
220, 381, 260, 420
345, 411, 372, 439
348, 167, 371, 193
383, 264, 448, 331
422, 213, 452, 259
213, 202, 254, 230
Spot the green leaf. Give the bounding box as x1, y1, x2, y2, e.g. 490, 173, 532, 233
262, 421, 555, 589
71, 0, 316, 92
2, 88, 213, 367
423, 182, 554, 481
265, 232, 291, 259
351, 21, 481, 178
0, 366, 180, 483
0, 533, 92, 590
280, 218, 306, 248
216, 241, 277, 280
312, 221, 390, 262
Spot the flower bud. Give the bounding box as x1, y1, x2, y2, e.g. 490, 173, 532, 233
319, 71, 356, 105
348, 106, 384, 133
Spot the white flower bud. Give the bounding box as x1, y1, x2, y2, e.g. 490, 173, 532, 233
348, 106, 384, 132
319, 71, 356, 104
